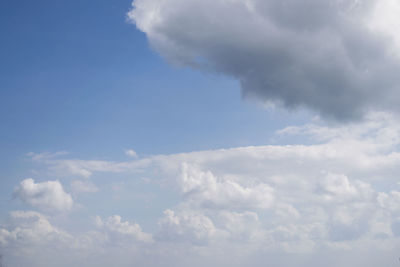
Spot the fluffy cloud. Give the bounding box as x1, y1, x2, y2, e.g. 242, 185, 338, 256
95, 215, 153, 243
129, 0, 400, 120
137, 113, 400, 252
178, 163, 274, 210
0, 211, 72, 248
14, 179, 73, 212
9, 112, 400, 266
156, 209, 218, 245
0, 212, 152, 267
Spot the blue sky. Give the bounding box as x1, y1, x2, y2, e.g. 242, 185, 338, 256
0, 0, 311, 166
0, 0, 311, 216
2, 0, 400, 266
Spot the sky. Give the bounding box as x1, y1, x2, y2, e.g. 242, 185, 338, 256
2, 0, 400, 266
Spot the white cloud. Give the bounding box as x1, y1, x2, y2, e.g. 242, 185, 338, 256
27, 152, 151, 178
143, 111, 400, 252
0, 212, 150, 267
215, 210, 262, 242
14, 179, 73, 212
179, 163, 274, 210
10, 112, 400, 266
129, 0, 400, 120
125, 149, 138, 158
156, 209, 218, 245
95, 215, 153, 243
317, 173, 372, 200
0, 211, 72, 247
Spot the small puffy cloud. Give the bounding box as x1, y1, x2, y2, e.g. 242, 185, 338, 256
14, 179, 73, 212
125, 149, 138, 158
129, 0, 400, 120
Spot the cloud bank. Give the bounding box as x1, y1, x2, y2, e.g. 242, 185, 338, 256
129, 0, 400, 120
3, 113, 400, 266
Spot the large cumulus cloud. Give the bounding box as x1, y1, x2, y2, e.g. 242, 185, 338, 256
128, 0, 400, 120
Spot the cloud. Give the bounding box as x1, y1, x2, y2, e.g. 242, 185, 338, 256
144, 113, 400, 252
0, 211, 72, 247
95, 215, 153, 243
125, 149, 138, 158
156, 209, 218, 245
27, 152, 150, 178
14, 179, 73, 212
40, 113, 400, 246
9, 112, 400, 266
156, 209, 263, 245
0, 211, 150, 267
179, 163, 274, 210
129, 0, 400, 120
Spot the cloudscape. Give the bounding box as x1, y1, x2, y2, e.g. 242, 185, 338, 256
2, 0, 400, 266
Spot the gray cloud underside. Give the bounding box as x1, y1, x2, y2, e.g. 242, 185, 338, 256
129, 0, 400, 120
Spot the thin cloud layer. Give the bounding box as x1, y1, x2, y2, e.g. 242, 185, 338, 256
129, 0, 400, 120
